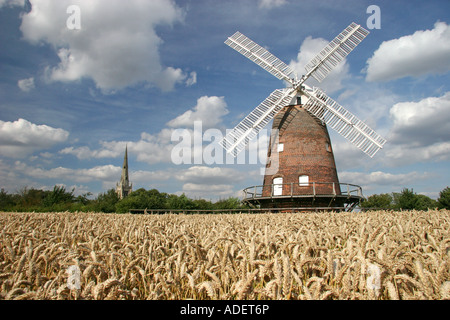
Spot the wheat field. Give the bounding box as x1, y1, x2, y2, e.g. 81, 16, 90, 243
1, 210, 449, 300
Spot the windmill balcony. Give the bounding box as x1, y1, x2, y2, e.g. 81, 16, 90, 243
242, 182, 364, 211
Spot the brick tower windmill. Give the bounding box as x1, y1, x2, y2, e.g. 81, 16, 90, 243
220, 23, 387, 211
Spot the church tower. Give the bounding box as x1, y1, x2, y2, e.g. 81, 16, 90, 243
116, 146, 132, 199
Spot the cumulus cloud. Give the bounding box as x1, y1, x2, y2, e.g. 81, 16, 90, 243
14, 161, 121, 184
339, 170, 431, 195
63, 95, 230, 164
0, 119, 69, 157
289, 36, 350, 94
167, 96, 229, 129
59, 94, 270, 169
389, 92, 450, 146
173, 166, 248, 200
176, 166, 244, 184
340, 170, 428, 187
17, 77, 35, 92
180, 183, 235, 199
9, 158, 176, 193
384, 142, 450, 166
130, 169, 175, 184
366, 21, 450, 82
19, 0, 189, 92
59, 94, 252, 168
333, 90, 450, 168
372, 92, 450, 166
60, 141, 125, 160
60, 129, 175, 165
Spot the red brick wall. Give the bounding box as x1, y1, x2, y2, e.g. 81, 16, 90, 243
262, 105, 340, 197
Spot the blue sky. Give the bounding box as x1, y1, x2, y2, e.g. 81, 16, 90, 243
0, 0, 449, 201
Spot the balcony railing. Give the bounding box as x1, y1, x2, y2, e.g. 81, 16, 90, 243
243, 182, 363, 200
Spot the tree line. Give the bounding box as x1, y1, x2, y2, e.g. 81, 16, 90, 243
360, 187, 450, 210
1, 185, 449, 213
0, 186, 248, 213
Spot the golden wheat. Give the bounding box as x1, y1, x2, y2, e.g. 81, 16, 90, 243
0, 210, 449, 300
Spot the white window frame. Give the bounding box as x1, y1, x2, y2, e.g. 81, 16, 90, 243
299, 175, 309, 186
277, 143, 284, 152
273, 177, 283, 196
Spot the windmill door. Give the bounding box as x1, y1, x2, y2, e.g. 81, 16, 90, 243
273, 177, 283, 196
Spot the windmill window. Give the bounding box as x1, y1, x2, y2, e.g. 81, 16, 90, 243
273, 177, 283, 196
299, 175, 309, 186
326, 142, 332, 152
277, 143, 284, 152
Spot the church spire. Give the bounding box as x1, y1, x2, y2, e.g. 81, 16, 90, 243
121, 145, 129, 184
116, 145, 132, 199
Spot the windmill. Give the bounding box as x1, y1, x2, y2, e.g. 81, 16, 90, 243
220, 23, 387, 211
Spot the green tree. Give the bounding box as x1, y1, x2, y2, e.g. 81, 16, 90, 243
438, 187, 450, 209
213, 197, 245, 210
75, 192, 93, 205
393, 188, 418, 210
415, 194, 438, 210
166, 194, 197, 210
361, 193, 393, 209
16, 187, 47, 211
91, 189, 119, 213
43, 186, 75, 209
192, 198, 214, 211
0, 189, 16, 211
392, 188, 437, 211
115, 188, 166, 213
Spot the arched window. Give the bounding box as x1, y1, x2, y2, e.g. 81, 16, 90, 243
299, 175, 309, 186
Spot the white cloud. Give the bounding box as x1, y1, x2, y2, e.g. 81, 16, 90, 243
340, 170, 428, 186
60, 143, 123, 160
60, 129, 176, 164
258, 0, 287, 9
376, 92, 450, 166
14, 161, 120, 184
167, 96, 229, 129
62, 95, 229, 164
131, 131, 176, 164
334, 92, 450, 168
174, 166, 248, 200
389, 92, 450, 146
180, 183, 235, 199
289, 36, 350, 94
0, 119, 69, 157
19, 0, 189, 92
185, 71, 197, 87
0, 159, 25, 192
176, 166, 244, 184
366, 21, 450, 82
130, 169, 175, 184
339, 170, 431, 195
384, 142, 450, 166
17, 77, 35, 92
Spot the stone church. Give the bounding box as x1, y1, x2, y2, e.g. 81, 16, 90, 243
116, 146, 132, 199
